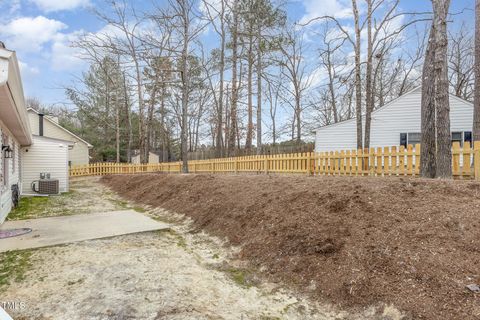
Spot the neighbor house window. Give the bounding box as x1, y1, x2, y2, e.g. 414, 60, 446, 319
400, 133, 407, 147
451, 131, 463, 146
400, 132, 422, 147
407, 133, 421, 145
464, 131, 472, 145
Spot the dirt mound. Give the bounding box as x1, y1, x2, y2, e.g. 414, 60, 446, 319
102, 173, 480, 319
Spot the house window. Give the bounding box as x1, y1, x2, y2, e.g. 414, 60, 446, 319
407, 133, 421, 146
400, 133, 407, 147
464, 131, 472, 145
451, 131, 463, 146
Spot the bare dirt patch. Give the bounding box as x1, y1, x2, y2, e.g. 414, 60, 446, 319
103, 173, 480, 320
3, 177, 362, 319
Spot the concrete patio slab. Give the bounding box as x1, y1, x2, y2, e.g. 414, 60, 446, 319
0, 210, 169, 252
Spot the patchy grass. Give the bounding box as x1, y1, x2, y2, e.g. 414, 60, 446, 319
0, 250, 34, 292
224, 267, 254, 288
132, 206, 147, 213
8, 196, 53, 220
107, 198, 130, 209
7, 177, 140, 221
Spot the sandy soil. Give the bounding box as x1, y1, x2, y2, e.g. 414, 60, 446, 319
1, 177, 372, 320
103, 173, 480, 320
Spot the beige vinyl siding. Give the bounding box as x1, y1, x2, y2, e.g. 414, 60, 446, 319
28, 111, 90, 165
0, 120, 21, 223
131, 152, 160, 164
315, 88, 474, 152
21, 136, 69, 195
68, 142, 89, 165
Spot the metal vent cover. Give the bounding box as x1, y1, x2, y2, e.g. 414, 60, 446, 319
38, 179, 59, 194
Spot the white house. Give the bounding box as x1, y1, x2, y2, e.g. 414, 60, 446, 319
315, 87, 474, 152
0, 45, 71, 223
27, 108, 92, 165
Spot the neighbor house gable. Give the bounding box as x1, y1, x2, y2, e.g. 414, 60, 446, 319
27, 108, 93, 148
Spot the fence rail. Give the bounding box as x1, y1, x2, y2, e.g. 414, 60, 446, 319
70, 141, 480, 180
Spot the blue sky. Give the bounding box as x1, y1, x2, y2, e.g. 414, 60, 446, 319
0, 0, 475, 107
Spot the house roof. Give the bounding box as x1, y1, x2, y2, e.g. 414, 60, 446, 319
27, 108, 93, 148
32, 134, 75, 146
313, 86, 473, 132
0, 47, 32, 146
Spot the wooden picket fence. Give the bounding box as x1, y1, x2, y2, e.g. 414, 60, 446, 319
70, 141, 480, 180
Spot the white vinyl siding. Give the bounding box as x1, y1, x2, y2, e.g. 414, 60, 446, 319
315, 88, 474, 152
0, 122, 21, 223
28, 111, 90, 165
21, 136, 69, 195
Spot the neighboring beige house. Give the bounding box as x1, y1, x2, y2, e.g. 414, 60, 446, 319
0, 44, 72, 223
131, 151, 160, 164
27, 108, 92, 165
21, 135, 72, 195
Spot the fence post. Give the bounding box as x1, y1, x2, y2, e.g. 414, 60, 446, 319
264, 155, 269, 175
474, 141, 480, 181
306, 152, 312, 176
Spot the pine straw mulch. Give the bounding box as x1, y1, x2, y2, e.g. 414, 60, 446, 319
102, 173, 480, 319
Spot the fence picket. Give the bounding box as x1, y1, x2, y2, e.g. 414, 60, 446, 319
69, 143, 480, 180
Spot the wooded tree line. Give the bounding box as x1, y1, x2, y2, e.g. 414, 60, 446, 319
30, 0, 479, 177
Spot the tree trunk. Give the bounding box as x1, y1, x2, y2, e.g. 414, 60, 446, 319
228, 2, 239, 156
295, 89, 301, 142
216, 0, 226, 158
352, 0, 363, 150
420, 24, 437, 178
115, 94, 120, 163
160, 85, 168, 162
133, 59, 146, 164
433, 0, 452, 178
246, 33, 254, 150
180, 0, 189, 173
364, 0, 373, 149
123, 72, 132, 163
326, 51, 338, 123
146, 84, 157, 163
474, 0, 480, 141
256, 27, 262, 154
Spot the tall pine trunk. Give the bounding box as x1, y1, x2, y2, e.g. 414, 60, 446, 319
364, 0, 373, 149
180, 0, 189, 173
216, 0, 226, 158
420, 25, 437, 178
352, 0, 363, 150
474, 0, 480, 141
433, 0, 452, 178
228, 2, 239, 156
245, 33, 254, 150
256, 26, 262, 154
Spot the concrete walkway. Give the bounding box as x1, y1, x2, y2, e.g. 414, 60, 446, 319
0, 210, 169, 252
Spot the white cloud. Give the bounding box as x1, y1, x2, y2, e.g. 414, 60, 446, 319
299, 0, 352, 25
29, 0, 90, 12
18, 60, 40, 76
9, 0, 21, 14
0, 16, 67, 52
50, 31, 85, 71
